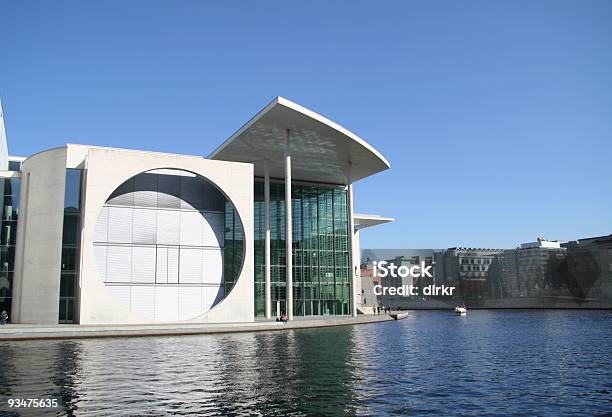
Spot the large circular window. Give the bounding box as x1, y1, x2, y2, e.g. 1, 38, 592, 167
93, 169, 244, 322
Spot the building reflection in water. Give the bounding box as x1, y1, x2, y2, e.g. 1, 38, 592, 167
0, 328, 359, 416
1, 311, 611, 416
212, 328, 358, 416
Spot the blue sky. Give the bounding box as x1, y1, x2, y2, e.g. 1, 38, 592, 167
1, 1, 611, 249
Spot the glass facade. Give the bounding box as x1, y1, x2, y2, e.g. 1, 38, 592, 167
0, 177, 20, 319
59, 169, 82, 323
8, 160, 21, 172
224, 202, 244, 296
254, 180, 351, 317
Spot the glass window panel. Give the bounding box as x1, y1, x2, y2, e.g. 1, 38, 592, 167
60, 273, 76, 297
61, 247, 78, 271
8, 160, 21, 171
3, 195, 19, 221
0, 222, 17, 246
0, 246, 15, 271
64, 169, 82, 210
0, 271, 12, 298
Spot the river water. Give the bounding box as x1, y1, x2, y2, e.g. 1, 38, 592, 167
0, 310, 610, 416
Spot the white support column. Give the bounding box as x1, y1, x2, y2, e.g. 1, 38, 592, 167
347, 163, 358, 317
264, 159, 272, 319
284, 130, 293, 320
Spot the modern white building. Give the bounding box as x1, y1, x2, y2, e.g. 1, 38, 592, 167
0, 97, 392, 325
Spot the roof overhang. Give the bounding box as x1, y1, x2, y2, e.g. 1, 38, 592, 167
354, 213, 395, 231
208, 97, 390, 184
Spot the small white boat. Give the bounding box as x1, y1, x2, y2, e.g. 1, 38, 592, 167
455, 306, 467, 315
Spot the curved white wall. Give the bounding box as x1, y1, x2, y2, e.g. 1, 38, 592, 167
12, 148, 67, 324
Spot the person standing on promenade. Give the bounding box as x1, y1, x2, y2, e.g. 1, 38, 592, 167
1, 310, 8, 325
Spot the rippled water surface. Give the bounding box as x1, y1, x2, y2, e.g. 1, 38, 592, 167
0, 310, 611, 416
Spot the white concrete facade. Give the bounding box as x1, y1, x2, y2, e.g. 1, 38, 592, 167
13, 145, 254, 325
12, 148, 68, 324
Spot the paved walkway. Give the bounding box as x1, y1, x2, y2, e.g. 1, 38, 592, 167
0, 314, 398, 341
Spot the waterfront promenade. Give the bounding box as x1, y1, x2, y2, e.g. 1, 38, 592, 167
0, 314, 397, 341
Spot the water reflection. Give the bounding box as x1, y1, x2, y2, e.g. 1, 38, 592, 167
0, 311, 611, 416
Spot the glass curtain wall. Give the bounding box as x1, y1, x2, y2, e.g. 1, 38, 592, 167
59, 169, 82, 323
224, 202, 244, 296
254, 180, 351, 317
0, 177, 20, 319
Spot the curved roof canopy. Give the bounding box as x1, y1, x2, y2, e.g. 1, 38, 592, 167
208, 97, 389, 184
354, 213, 395, 231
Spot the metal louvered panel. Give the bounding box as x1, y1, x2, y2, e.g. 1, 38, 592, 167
133, 172, 158, 208
167, 247, 179, 283
179, 247, 202, 283
108, 285, 131, 309
107, 207, 133, 244
106, 245, 132, 282
180, 210, 203, 246
157, 193, 181, 209
155, 286, 179, 321
156, 209, 180, 245
178, 286, 202, 320
130, 285, 155, 320
131, 246, 156, 283
107, 178, 134, 206
133, 190, 158, 208
156, 247, 168, 283
202, 248, 223, 285
99, 168, 240, 321
203, 211, 224, 248
133, 208, 157, 244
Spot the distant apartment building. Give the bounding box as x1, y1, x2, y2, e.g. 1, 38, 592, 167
485, 239, 568, 299
361, 249, 436, 307
436, 248, 503, 299
562, 234, 612, 301
361, 250, 436, 282
486, 250, 517, 298
361, 234, 612, 309
514, 238, 567, 297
